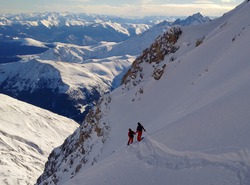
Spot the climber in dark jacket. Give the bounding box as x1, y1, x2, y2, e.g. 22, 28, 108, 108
127, 128, 136, 145
136, 122, 146, 141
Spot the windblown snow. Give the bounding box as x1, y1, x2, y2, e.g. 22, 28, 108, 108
0, 94, 79, 185
37, 1, 250, 185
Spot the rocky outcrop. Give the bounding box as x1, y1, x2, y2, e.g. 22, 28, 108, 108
122, 27, 182, 89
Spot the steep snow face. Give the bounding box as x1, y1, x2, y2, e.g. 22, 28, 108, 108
0, 94, 79, 185
36, 1, 250, 185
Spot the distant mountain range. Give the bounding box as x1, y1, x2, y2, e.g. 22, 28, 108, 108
0, 12, 210, 51
0, 12, 210, 63
0, 12, 171, 45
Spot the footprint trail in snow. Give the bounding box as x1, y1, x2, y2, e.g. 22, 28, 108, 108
128, 136, 250, 185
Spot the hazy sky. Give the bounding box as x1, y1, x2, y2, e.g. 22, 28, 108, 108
0, 0, 244, 16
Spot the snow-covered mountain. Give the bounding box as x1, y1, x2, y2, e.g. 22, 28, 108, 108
32, 13, 210, 61
0, 56, 133, 122
0, 13, 157, 65
0, 12, 210, 63
0, 93, 78, 185
85, 12, 211, 58
0, 12, 154, 63
36, 1, 250, 185
172, 12, 211, 26
0, 13, 210, 123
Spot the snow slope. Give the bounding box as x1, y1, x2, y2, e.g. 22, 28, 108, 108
0, 94, 79, 185
37, 1, 250, 185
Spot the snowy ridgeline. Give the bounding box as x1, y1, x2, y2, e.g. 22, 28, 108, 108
37, 1, 250, 185
0, 94, 79, 185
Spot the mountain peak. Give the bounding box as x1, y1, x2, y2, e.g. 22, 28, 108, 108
173, 12, 211, 26
191, 12, 203, 17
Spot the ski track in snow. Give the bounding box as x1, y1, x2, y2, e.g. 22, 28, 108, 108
128, 137, 250, 185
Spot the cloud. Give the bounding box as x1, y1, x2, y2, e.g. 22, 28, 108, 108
221, 0, 235, 3
67, 3, 236, 17
65, 0, 91, 2
194, 0, 214, 4
139, 0, 153, 4
7, 1, 237, 17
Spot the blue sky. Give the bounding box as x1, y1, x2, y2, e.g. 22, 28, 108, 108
0, 0, 244, 16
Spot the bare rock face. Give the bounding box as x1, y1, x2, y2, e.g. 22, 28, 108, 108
122, 27, 182, 88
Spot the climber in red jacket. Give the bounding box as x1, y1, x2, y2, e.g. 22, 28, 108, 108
127, 128, 136, 145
